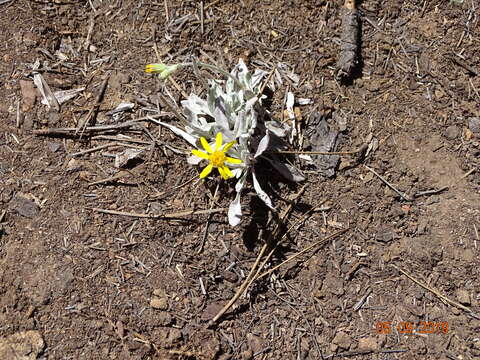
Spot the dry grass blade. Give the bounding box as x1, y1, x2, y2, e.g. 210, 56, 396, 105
391, 264, 480, 319
76, 76, 109, 135
256, 229, 348, 280
92, 207, 226, 219
32, 113, 172, 136
209, 185, 307, 325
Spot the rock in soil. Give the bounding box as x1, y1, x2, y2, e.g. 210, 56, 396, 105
468, 117, 480, 134
331, 331, 352, 351
150, 295, 168, 310
9, 194, 39, 218
19, 80, 37, 112
357, 337, 379, 351
0, 330, 44, 360
456, 289, 471, 306
444, 125, 460, 140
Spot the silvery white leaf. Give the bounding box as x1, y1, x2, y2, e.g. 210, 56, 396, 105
299, 154, 313, 161
182, 94, 212, 116
286, 91, 295, 120
226, 76, 234, 95
252, 170, 273, 209
235, 172, 248, 192
266, 158, 305, 182
231, 168, 243, 178
228, 192, 242, 226
151, 117, 197, 146
183, 107, 198, 124
233, 111, 247, 138
213, 103, 230, 132
187, 154, 202, 165
185, 124, 211, 139
297, 98, 313, 105
254, 131, 270, 158
228, 172, 248, 226
265, 121, 288, 137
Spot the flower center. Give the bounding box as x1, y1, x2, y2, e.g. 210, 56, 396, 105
209, 151, 226, 167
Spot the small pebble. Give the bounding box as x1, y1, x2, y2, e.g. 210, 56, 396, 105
358, 337, 379, 351
456, 289, 470, 306
444, 125, 460, 140
332, 331, 352, 350
468, 117, 480, 134
150, 296, 168, 310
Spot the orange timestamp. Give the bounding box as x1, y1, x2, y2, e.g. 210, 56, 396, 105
375, 321, 449, 335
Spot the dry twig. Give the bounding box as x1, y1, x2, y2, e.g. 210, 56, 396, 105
336, 0, 360, 80
33, 113, 171, 136
92, 207, 226, 219
257, 229, 348, 280
209, 185, 307, 325
364, 165, 412, 201
76, 76, 109, 135
392, 264, 480, 319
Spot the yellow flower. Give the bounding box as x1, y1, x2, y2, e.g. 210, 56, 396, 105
192, 133, 242, 180
145, 63, 180, 79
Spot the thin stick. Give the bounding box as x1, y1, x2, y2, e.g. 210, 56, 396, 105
209, 243, 269, 325
209, 185, 307, 325
364, 165, 412, 201
257, 229, 348, 280
474, 224, 479, 249
16, 99, 21, 128
84, 17, 95, 50
460, 168, 476, 179
157, 93, 187, 124
76, 76, 109, 135
257, 67, 276, 97
324, 348, 407, 359
70, 143, 118, 157
33, 113, 172, 136
163, 0, 169, 22
252, 206, 318, 284
92, 207, 226, 219
204, 0, 221, 10
199, 0, 204, 34
353, 287, 372, 311
197, 182, 220, 254
271, 148, 363, 156
391, 264, 479, 318
414, 186, 448, 198
88, 170, 132, 186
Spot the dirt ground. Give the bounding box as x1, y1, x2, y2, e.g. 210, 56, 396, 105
1, 0, 479, 359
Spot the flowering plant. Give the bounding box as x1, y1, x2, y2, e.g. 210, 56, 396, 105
146, 59, 304, 225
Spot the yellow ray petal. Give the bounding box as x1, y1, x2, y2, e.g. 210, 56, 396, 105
222, 140, 236, 152
200, 137, 213, 153
217, 166, 229, 180
225, 156, 242, 164
215, 132, 223, 151
199, 164, 213, 179
222, 166, 233, 178
191, 149, 209, 159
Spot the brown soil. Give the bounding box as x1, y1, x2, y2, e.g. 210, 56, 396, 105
1, 1, 479, 359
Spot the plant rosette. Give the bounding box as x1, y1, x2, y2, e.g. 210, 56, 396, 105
146, 59, 304, 226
